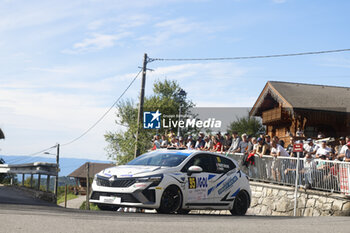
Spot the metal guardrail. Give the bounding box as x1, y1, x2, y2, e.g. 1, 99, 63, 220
0, 162, 57, 192
228, 153, 350, 195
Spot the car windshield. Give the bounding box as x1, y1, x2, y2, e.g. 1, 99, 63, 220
127, 151, 189, 167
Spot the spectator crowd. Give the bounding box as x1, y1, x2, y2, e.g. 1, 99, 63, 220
151, 131, 350, 162
151, 131, 350, 191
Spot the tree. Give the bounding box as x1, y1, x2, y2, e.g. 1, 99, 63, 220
105, 79, 195, 164
0, 158, 6, 183
0, 158, 17, 184
227, 115, 265, 137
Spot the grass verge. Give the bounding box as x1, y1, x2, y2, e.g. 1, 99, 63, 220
57, 193, 78, 204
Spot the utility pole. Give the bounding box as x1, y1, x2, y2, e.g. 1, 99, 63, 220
86, 162, 90, 210
134, 53, 148, 158
54, 143, 60, 199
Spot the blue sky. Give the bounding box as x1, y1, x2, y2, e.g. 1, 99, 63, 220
1, 0, 350, 160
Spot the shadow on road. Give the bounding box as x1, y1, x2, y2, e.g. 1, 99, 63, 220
0, 185, 56, 207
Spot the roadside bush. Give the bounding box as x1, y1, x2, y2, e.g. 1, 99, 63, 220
79, 201, 100, 211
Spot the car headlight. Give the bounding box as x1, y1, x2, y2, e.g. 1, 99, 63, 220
135, 174, 163, 187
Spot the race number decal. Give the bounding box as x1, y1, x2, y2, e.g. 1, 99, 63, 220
188, 177, 196, 189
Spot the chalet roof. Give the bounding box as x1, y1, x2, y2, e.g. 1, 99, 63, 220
250, 81, 350, 116
68, 162, 115, 178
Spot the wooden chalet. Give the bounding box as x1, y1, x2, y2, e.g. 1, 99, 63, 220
68, 162, 115, 195
250, 81, 350, 144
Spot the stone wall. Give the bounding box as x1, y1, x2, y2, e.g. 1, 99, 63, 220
250, 181, 350, 216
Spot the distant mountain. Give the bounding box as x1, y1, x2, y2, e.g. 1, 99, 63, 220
0, 155, 114, 177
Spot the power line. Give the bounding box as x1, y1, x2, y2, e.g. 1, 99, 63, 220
5, 69, 142, 163
28, 145, 57, 156
6, 145, 57, 164
149, 48, 350, 62
61, 69, 143, 147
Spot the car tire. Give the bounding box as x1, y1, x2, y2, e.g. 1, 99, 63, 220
97, 204, 120, 211
230, 191, 250, 216
157, 185, 182, 214
177, 209, 190, 215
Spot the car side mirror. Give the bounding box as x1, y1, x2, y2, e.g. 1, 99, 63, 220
187, 165, 203, 176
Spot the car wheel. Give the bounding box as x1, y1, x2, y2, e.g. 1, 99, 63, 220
177, 209, 190, 215
97, 204, 120, 211
157, 185, 182, 214
230, 191, 250, 216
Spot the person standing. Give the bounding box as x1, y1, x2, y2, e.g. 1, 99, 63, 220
160, 135, 168, 148
223, 133, 232, 152
335, 137, 346, 159
315, 141, 332, 159
303, 138, 319, 158
255, 137, 268, 157
203, 136, 213, 151
338, 136, 350, 161
152, 135, 161, 150
235, 134, 249, 154
186, 136, 194, 150
211, 136, 223, 153
195, 133, 205, 150
228, 131, 241, 154
270, 140, 289, 182
342, 142, 350, 162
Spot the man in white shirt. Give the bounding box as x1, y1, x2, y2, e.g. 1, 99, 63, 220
270, 141, 288, 181
203, 136, 212, 151
228, 131, 241, 153
271, 141, 289, 157
160, 135, 168, 148
303, 138, 319, 157
315, 141, 332, 159
303, 153, 316, 188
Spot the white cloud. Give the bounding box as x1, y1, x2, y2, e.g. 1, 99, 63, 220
0, 1, 82, 32
65, 32, 131, 53
138, 17, 204, 46
87, 14, 152, 31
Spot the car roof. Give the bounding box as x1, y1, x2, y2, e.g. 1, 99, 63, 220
149, 149, 239, 168
153, 149, 236, 160
153, 149, 195, 156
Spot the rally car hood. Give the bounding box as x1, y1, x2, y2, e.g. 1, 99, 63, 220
99, 165, 169, 178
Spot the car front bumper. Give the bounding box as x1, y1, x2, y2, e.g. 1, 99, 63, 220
89, 181, 163, 208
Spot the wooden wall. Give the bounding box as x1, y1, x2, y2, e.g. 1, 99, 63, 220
263, 109, 350, 146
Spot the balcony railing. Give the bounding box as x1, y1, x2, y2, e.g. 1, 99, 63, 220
262, 107, 286, 124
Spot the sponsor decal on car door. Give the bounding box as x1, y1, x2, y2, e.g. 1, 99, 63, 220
187, 174, 209, 202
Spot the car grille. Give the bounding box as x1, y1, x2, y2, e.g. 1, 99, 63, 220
96, 177, 136, 188
90, 191, 140, 203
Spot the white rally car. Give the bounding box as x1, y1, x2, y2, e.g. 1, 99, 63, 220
90, 149, 251, 215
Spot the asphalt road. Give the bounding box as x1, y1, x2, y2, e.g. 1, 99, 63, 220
1, 186, 350, 233
2, 204, 350, 233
